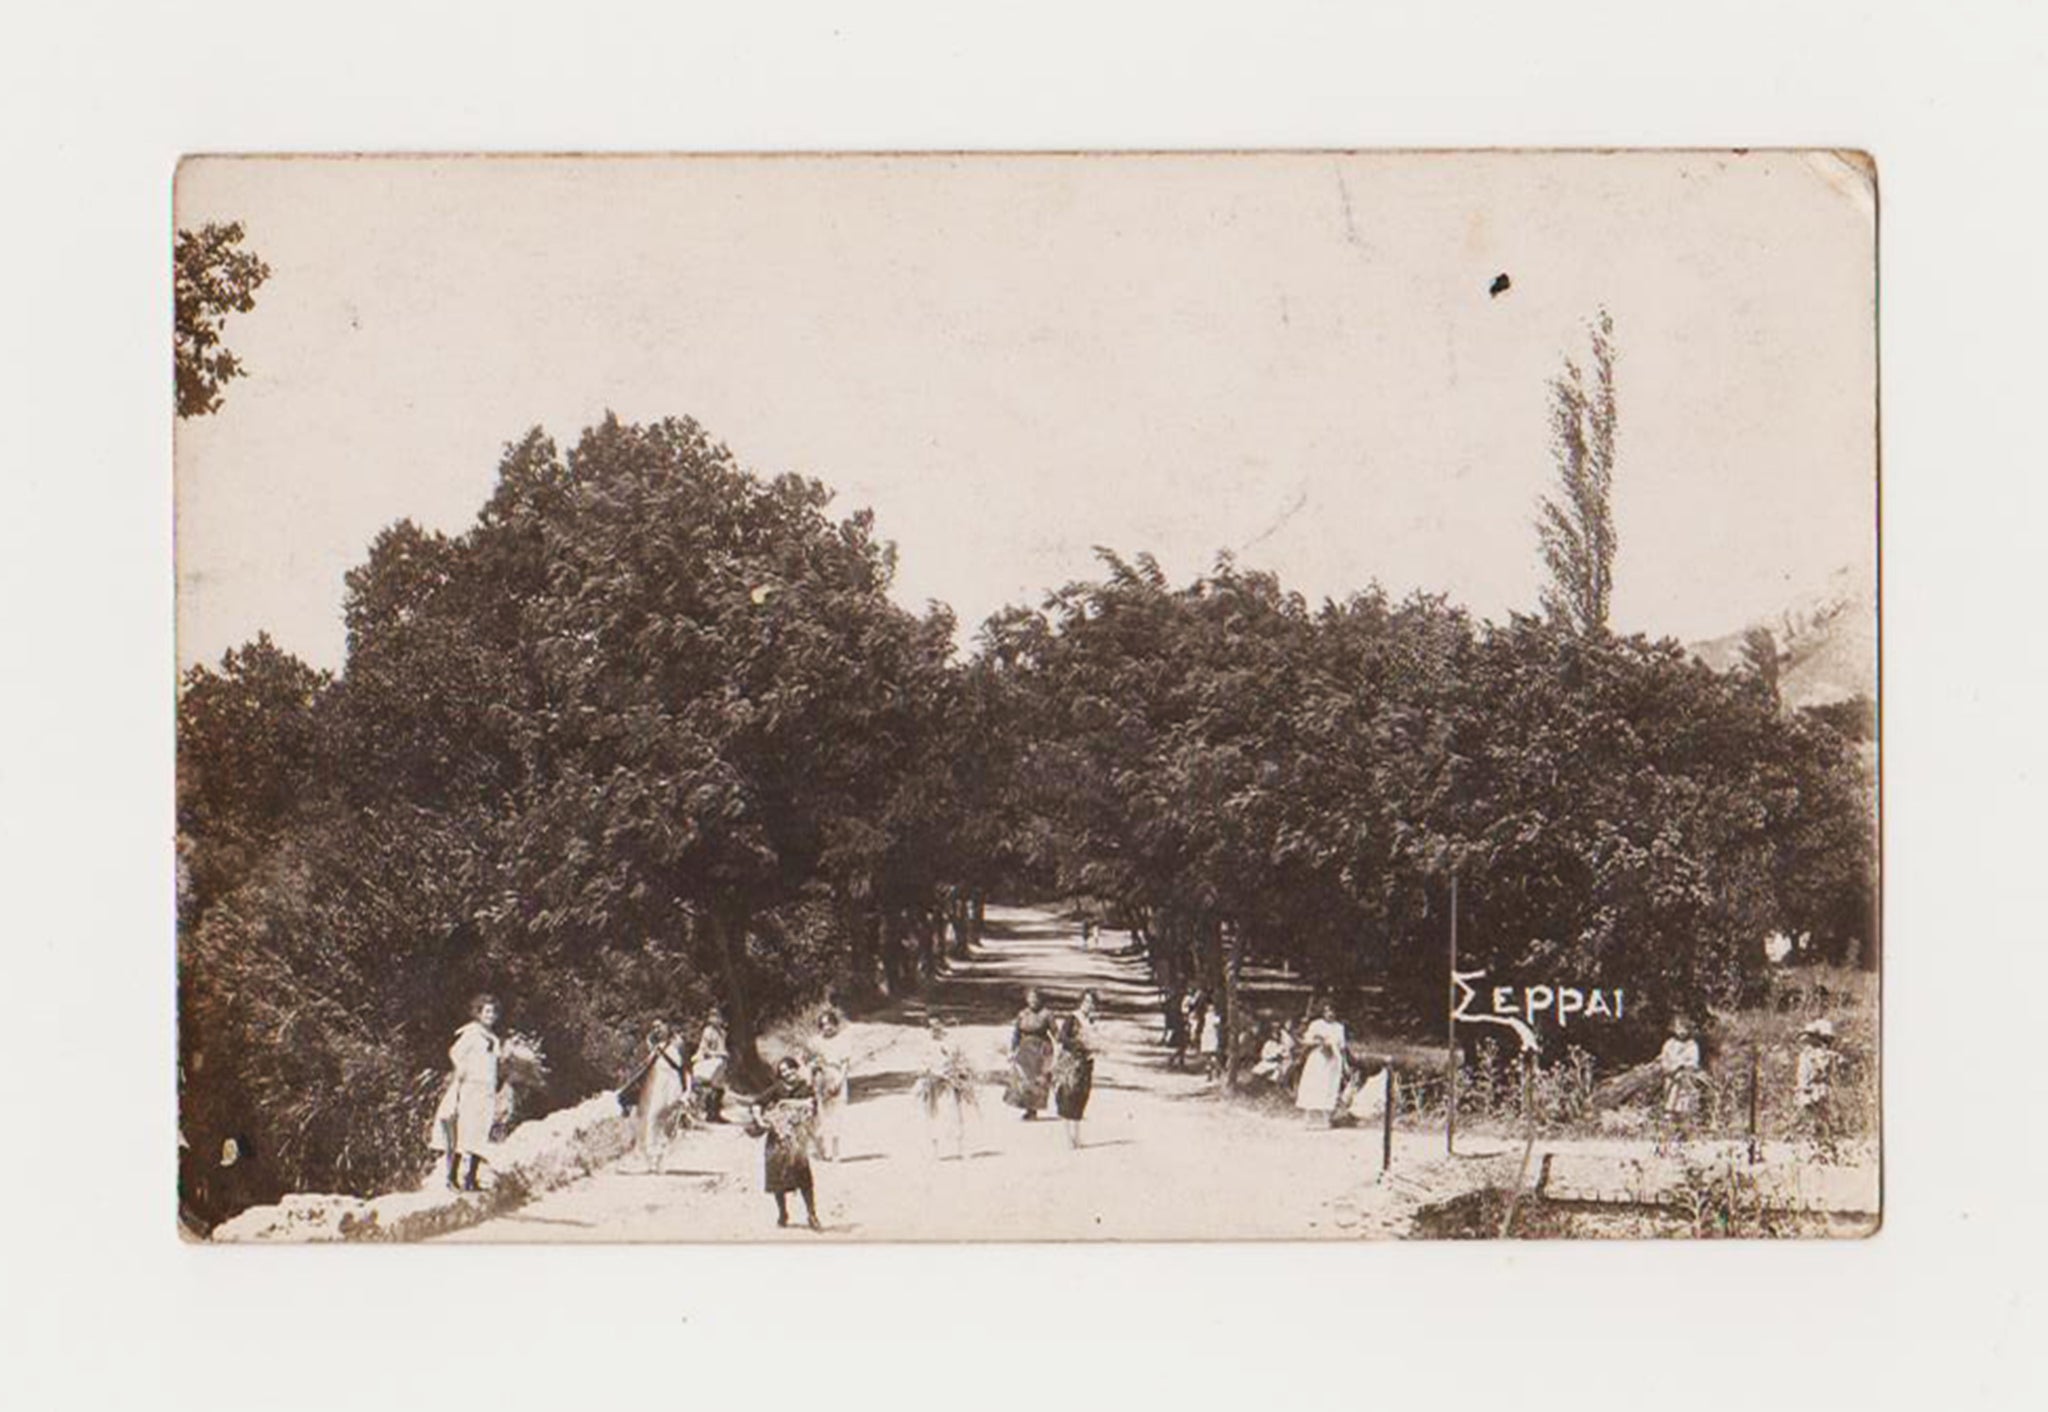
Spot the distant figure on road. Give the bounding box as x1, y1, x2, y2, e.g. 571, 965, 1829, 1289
692, 1008, 730, 1123
633, 1021, 690, 1173
1082, 919, 1097, 950
1006, 988, 1056, 1120
808, 1008, 852, 1162
1052, 1012, 1095, 1149
430, 993, 502, 1191
913, 1014, 976, 1160
747, 1056, 822, 1230
1295, 1000, 1347, 1128
1163, 986, 1190, 1069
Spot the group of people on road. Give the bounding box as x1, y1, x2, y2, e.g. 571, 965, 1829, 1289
1003, 987, 1102, 1148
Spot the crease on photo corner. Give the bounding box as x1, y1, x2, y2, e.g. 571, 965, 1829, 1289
1800, 150, 1878, 226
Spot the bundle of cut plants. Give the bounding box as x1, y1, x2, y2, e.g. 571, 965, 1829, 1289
492, 1032, 552, 1134
914, 1048, 981, 1117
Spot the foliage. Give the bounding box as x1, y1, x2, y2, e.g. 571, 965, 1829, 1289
1536, 308, 1618, 635
177, 403, 1876, 1221
174, 221, 271, 418
179, 414, 974, 1222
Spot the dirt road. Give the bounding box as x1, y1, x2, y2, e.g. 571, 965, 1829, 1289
445, 905, 1437, 1242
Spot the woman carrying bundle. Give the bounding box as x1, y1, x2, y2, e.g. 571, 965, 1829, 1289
632, 1021, 690, 1173
746, 1056, 823, 1231
1051, 1011, 1095, 1150
913, 1014, 978, 1160
1005, 988, 1056, 1120
807, 1008, 853, 1162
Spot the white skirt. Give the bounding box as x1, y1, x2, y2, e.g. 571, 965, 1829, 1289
1295, 1050, 1344, 1112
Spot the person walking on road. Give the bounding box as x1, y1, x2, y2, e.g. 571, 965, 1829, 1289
430, 993, 503, 1191
747, 1055, 823, 1230
808, 1008, 853, 1162
1006, 988, 1056, 1120
630, 1020, 690, 1173
1294, 999, 1347, 1128
1051, 1012, 1095, 1149
914, 1014, 977, 1161
692, 1008, 731, 1123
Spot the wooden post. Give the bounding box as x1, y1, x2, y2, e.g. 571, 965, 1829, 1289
1381, 1058, 1396, 1175
1446, 872, 1459, 1156
1499, 1047, 1540, 1238
1747, 1045, 1762, 1165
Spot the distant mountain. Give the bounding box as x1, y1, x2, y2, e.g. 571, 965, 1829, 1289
1689, 565, 1876, 710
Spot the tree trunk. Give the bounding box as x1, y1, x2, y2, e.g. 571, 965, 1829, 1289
708, 898, 764, 1088
1214, 918, 1240, 1091
971, 893, 986, 946
880, 908, 906, 996
846, 890, 878, 1001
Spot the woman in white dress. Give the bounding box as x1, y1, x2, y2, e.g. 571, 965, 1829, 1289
1294, 999, 1347, 1127
635, 1020, 690, 1173
912, 1015, 977, 1160
430, 993, 502, 1190
808, 1008, 853, 1162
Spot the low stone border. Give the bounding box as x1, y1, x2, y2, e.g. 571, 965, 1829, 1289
210, 1093, 639, 1243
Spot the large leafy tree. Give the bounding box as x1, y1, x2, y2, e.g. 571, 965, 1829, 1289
174, 221, 271, 418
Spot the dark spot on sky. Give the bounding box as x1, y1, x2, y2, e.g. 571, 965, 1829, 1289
1489, 272, 1511, 298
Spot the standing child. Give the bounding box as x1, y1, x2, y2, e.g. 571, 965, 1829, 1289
747, 1056, 822, 1230
1198, 1001, 1224, 1083
1657, 1015, 1705, 1151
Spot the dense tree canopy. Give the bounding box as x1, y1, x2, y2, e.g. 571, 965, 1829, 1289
177, 411, 1876, 1227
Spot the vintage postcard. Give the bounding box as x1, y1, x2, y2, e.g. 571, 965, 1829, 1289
174, 151, 1878, 1242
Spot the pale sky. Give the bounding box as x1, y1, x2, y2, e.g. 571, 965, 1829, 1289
174, 152, 1876, 673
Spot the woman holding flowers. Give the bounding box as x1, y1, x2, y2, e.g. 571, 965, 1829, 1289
807, 1008, 853, 1162
912, 1014, 977, 1160
747, 1055, 823, 1230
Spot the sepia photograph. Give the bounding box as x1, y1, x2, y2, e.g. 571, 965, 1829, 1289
173, 151, 1879, 1244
